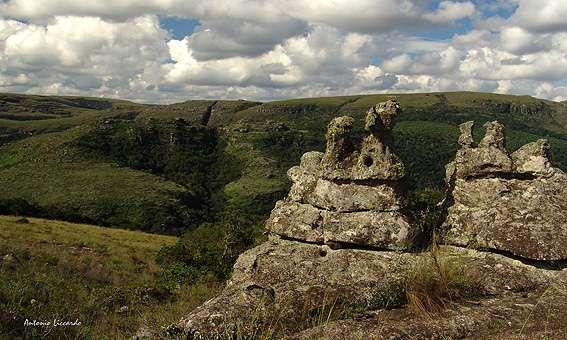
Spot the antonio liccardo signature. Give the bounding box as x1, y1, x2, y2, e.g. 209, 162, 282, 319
24, 319, 82, 327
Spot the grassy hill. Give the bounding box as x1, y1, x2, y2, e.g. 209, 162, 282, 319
0, 95, 263, 233
1, 91, 566, 233
0, 93, 146, 144
0, 125, 203, 233
0, 215, 220, 339
2, 91, 567, 337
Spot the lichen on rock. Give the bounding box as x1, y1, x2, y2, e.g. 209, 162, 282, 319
452, 121, 514, 179
269, 99, 414, 249
174, 237, 564, 338
442, 120, 567, 261
457, 120, 474, 148
511, 138, 554, 176
352, 100, 406, 181
320, 116, 357, 180
172, 111, 567, 340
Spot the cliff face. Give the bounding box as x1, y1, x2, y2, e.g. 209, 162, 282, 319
478, 99, 553, 118
169, 102, 567, 339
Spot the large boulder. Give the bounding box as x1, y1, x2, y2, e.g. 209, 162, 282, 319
291, 286, 567, 340
174, 237, 560, 338
175, 236, 414, 337
511, 138, 555, 176
266, 202, 411, 249
268, 100, 415, 250
322, 210, 410, 249
449, 121, 514, 179
267, 201, 324, 243
308, 179, 404, 212
442, 121, 567, 261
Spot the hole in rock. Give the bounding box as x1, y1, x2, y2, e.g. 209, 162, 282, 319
363, 155, 374, 166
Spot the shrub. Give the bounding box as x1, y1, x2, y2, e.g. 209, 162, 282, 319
406, 187, 445, 249
0, 198, 41, 217
156, 205, 264, 289
156, 262, 199, 291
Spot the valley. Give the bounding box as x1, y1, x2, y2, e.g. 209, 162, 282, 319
1, 91, 567, 338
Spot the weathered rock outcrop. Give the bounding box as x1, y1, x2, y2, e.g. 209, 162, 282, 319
171, 113, 567, 339
172, 101, 418, 337
442, 121, 567, 261
175, 235, 562, 338
176, 237, 413, 337
268, 100, 414, 249
291, 283, 567, 340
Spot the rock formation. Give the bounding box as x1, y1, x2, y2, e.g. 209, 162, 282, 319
268, 100, 414, 250
442, 121, 567, 261
170, 101, 418, 337
175, 237, 416, 337
173, 238, 565, 339
291, 268, 567, 340
169, 112, 567, 339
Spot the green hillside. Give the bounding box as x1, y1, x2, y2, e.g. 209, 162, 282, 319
0, 215, 220, 339
0, 125, 204, 233
1, 91, 566, 235
2, 91, 567, 337
0, 95, 264, 233
0, 93, 145, 144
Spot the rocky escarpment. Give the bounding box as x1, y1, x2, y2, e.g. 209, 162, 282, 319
169, 103, 567, 339
478, 99, 553, 118
442, 121, 567, 261
268, 100, 414, 250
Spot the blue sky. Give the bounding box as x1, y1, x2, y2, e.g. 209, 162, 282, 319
0, 0, 566, 103
161, 17, 200, 40
158, 2, 512, 45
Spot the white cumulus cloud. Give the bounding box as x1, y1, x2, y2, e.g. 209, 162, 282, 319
0, 0, 565, 102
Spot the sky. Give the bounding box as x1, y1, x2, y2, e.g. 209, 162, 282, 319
1, 0, 567, 103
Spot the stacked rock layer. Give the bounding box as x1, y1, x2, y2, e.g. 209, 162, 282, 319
267, 100, 415, 250
173, 106, 567, 339
442, 121, 567, 261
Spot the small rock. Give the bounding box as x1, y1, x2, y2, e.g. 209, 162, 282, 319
2, 254, 15, 265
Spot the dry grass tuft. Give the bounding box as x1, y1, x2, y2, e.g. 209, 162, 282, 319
405, 236, 479, 318
210, 292, 346, 339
